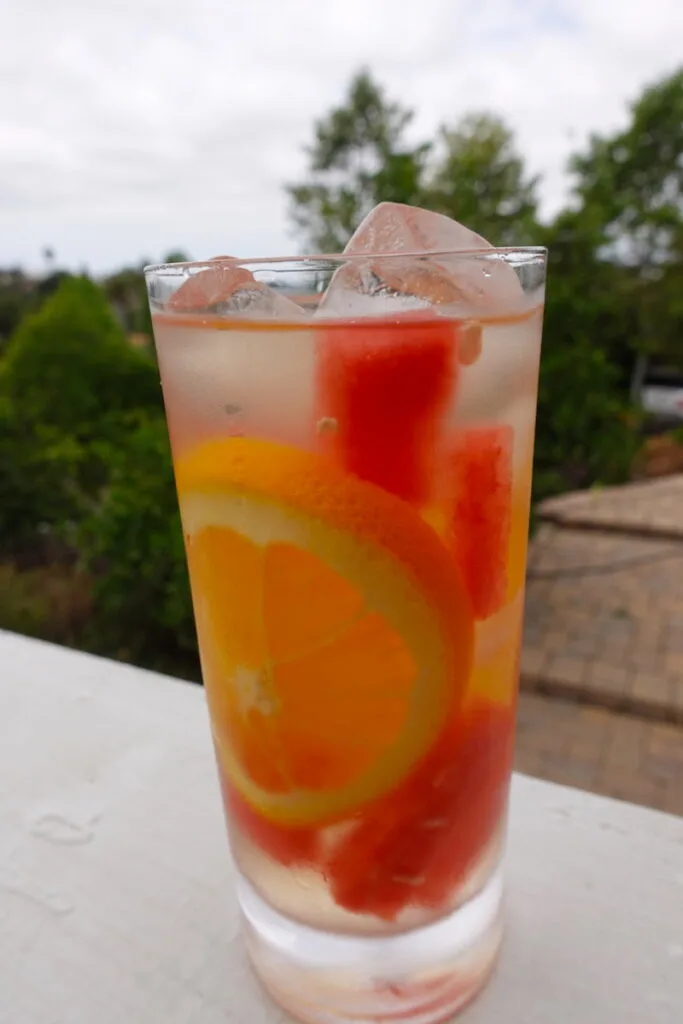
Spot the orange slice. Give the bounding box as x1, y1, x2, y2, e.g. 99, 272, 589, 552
507, 441, 535, 601
176, 438, 474, 826
467, 593, 524, 707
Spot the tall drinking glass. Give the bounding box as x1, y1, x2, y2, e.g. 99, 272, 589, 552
146, 243, 546, 1024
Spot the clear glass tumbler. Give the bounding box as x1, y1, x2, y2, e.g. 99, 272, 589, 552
146, 244, 546, 1024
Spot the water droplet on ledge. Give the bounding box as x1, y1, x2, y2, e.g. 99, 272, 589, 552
0, 868, 74, 917
30, 813, 95, 846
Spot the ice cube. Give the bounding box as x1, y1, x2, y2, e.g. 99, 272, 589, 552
167, 259, 307, 319
345, 202, 490, 258
316, 259, 436, 318
318, 203, 523, 321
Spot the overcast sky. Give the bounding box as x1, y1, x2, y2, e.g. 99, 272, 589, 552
1, 0, 681, 273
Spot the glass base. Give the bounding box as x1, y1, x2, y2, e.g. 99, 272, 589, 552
237, 867, 504, 1024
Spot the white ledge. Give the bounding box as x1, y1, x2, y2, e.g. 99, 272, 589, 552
1, 629, 682, 1023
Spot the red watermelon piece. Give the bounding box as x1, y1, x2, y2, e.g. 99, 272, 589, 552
373, 973, 474, 1024
218, 771, 320, 868
316, 315, 458, 505
444, 425, 513, 621
325, 700, 514, 920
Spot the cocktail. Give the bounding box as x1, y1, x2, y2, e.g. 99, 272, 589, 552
145, 203, 546, 1024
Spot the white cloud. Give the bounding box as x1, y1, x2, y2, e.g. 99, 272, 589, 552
1, 0, 681, 271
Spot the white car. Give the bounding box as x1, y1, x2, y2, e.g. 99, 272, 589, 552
640, 371, 683, 422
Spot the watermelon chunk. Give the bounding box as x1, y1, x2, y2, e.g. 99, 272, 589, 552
218, 771, 320, 868
316, 315, 458, 505
325, 700, 514, 920
444, 425, 513, 620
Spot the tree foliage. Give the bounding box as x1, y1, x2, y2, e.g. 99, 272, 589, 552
288, 71, 541, 251
425, 114, 540, 245
0, 396, 90, 558
0, 272, 197, 674
568, 70, 683, 369
76, 416, 196, 676
572, 69, 683, 266
1, 276, 161, 442
287, 70, 429, 251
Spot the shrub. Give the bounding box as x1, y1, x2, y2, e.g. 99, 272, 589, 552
0, 562, 92, 646
76, 415, 199, 678
534, 334, 641, 503
0, 395, 94, 560
1, 275, 162, 444
0, 276, 164, 558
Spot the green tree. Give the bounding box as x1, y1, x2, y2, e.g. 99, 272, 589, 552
103, 264, 153, 338
425, 113, 540, 245
534, 335, 640, 501
530, 69, 683, 496
162, 249, 191, 264
534, 259, 641, 502
533, 208, 643, 501
570, 67, 683, 369
1, 276, 162, 442
287, 69, 429, 251
0, 396, 91, 559
288, 73, 540, 252
33, 270, 71, 305
0, 292, 26, 348
542, 208, 640, 387
0, 268, 32, 344
0, 276, 163, 557
572, 68, 683, 265
103, 252, 188, 339
0, 268, 70, 349
76, 416, 198, 677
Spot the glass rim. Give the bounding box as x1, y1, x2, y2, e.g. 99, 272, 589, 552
144, 246, 548, 275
